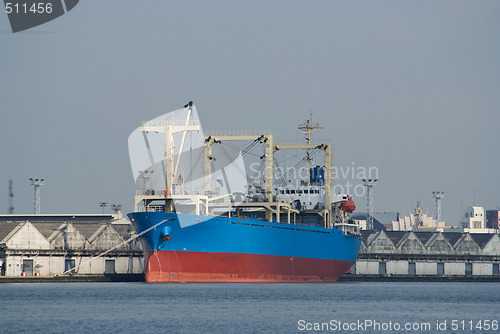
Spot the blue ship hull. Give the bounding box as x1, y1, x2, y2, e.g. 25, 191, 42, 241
129, 212, 361, 282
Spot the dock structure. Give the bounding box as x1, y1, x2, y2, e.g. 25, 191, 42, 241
350, 230, 500, 278
0, 214, 143, 277
2, 214, 500, 280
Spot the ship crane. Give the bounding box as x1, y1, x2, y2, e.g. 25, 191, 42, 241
133, 103, 357, 233
140, 103, 200, 212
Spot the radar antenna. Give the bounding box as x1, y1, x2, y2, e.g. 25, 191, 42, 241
298, 113, 323, 185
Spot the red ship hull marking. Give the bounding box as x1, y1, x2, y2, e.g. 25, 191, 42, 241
144, 250, 354, 283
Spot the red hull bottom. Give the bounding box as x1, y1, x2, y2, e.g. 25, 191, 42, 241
144, 250, 354, 283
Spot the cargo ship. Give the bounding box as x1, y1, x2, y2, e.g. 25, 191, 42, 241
127, 102, 361, 282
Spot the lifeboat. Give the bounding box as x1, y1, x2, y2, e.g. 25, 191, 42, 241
340, 197, 356, 213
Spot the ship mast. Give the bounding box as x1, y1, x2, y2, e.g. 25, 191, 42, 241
298, 113, 323, 185
138, 102, 200, 212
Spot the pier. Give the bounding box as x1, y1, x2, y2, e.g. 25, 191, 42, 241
3, 214, 500, 281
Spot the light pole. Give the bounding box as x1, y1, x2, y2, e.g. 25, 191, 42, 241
29, 178, 44, 214
432, 191, 444, 222
99, 202, 107, 214
362, 178, 378, 230
111, 204, 122, 214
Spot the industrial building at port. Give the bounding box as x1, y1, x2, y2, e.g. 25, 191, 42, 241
352, 230, 500, 277
0, 214, 143, 277
349, 199, 500, 278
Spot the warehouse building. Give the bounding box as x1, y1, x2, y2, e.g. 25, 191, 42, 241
0, 214, 143, 277
352, 230, 500, 277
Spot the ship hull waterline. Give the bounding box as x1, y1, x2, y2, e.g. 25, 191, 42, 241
144, 250, 355, 283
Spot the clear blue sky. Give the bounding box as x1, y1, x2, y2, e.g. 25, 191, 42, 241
1, 1, 499, 224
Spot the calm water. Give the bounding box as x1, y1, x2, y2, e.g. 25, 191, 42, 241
0, 282, 499, 333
